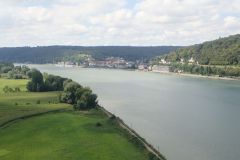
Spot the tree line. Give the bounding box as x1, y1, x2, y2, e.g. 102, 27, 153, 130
169, 63, 240, 77
27, 69, 98, 110
0, 46, 180, 63
0, 62, 30, 79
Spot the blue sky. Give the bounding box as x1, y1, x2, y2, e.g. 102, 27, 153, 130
0, 0, 239, 47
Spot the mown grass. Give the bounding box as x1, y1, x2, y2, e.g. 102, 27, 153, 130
0, 78, 153, 160
0, 79, 28, 93
0, 111, 150, 160
0, 78, 71, 125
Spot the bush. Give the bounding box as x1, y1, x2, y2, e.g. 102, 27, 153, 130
3, 86, 9, 93
96, 122, 102, 127
1, 66, 13, 73
3, 86, 14, 93
36, 100, 41, 104
13, 74, 23, 79
61, 82, 98, 110
14, 87, 21, 92
129, 135, 145, 149
74, 99, 87, 110
26, 69, 45, 92
110, 115, 116, 120
44, 74, 66, 91
148, 152, 160, 160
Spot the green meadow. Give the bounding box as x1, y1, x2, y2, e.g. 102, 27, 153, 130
0, 78, 153, 160
0, 79, 71, 125
0, 79, 27, 93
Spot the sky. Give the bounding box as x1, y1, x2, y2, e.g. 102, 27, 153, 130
0, 0, 240, 47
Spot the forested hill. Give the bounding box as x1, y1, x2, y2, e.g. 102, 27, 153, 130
165, 34, 240, 65
0, 46, 180, 63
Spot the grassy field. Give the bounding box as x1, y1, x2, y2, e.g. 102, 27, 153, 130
0, 79, 71, 125
0, 78, 153, 160
0, 79, 28, 93
0, 111, 150, 160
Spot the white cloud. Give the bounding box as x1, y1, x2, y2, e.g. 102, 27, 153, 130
224, 16, 240, 28
0, 0, 239, 46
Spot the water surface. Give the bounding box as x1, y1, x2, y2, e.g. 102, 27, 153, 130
29, 64, 240, 160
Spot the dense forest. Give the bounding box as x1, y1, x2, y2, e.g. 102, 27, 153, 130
164, 34, 240, 65
0, 46, 180, 63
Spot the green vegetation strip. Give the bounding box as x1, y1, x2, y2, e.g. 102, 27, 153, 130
0, 110, 153, 160
0, 78, 162, 160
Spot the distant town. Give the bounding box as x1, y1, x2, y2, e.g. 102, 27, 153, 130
54, 55, 198, 74
55, 56, 136, 69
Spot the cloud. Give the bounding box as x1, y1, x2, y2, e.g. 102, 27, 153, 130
224, 16, 240, 28
0, 0, 239, 46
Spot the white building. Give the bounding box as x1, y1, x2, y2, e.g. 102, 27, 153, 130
188, 57, 195, 64
151, 65, 169, 73
180, 58, 185, 64
160, 58, 167, 64
138, 64, 148, 70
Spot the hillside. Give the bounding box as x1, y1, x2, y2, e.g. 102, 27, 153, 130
164, 34, 240, 65
0, 46, 180, 63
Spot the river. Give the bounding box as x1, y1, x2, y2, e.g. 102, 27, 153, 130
28, 64, 240, 160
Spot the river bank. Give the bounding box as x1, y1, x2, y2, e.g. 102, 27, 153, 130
16, 63, 240, 81
99, 106, 166, 160
149, 70, 240, 81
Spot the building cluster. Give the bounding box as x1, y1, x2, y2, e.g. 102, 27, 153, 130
137, 64, 170, 73
159, 57, 198, 65
87, 57, 135, 69
180, 57, 198, 64
137, 57, 199, 73
55, 56, 198, 74
160, 58, 171, 64
55, 57, 136, 69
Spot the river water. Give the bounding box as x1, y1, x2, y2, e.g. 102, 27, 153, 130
29, 64, 240, 160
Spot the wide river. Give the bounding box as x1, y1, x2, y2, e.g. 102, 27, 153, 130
29, 64, 240, 160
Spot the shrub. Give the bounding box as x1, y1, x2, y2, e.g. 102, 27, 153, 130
44, 74, 66, 91
74, 99, 87, 110
148, 152, 160, 160
14, 87, 21, 92
129, 135, 145, 149
13, 74, 23, 79
3, 86, 9, 93
26, 69, 45, 92
3, 86, 14, 93
110, 115, 116, 120
1, 66, 12, 73
96, 122, 102, 127
36, 100, 41, 104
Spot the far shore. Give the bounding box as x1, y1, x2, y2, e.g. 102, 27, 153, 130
149, 70, 240, 81
16, 63, 240, 81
